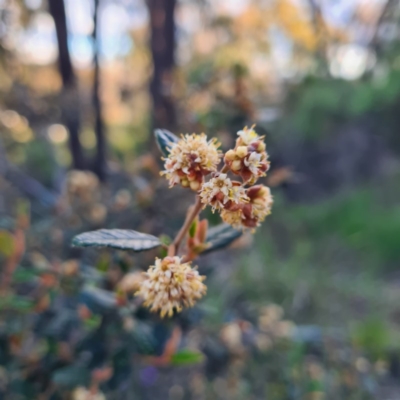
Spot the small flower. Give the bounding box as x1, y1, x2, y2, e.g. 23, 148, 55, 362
221, 208, 245, 230
244, 152, 262, 175
199, 173, 248, 212
135, 257, 206, 318
247, 185, 273, 223
162, 133, 221, 190
237, 125, 259, 146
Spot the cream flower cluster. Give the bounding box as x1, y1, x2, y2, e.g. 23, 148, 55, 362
220, 185, 273, 229
135, 256, 206, 318
224, 126, 270, 185
162, 133, 221, 191
197, 127, 272, 230
161, 127, 273, 230
199, 173, 248, 212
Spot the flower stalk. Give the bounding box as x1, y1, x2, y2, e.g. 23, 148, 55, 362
168, 196, 203, 256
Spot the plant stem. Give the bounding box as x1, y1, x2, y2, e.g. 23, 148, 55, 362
168, 196, 202, 256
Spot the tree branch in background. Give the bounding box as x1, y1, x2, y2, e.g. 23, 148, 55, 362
369, 0, 396, 56
92, 0, 107, 181
48, 0, 85, 170
147, 0, 177, 132
307, 0, 329, 74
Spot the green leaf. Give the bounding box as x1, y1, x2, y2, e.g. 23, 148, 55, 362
154, 129, 179, 157
306, 379, 324, 393
189, 220, 197, 238
0, 295, 34, 312
352, 318, 389, 359
72, 229, 162, 251
0, 230, 14, 258
13, 268, 39, 283
84, 314, 101, 330
159, 235, 171, 258
96, 256, 110, 272
16, 198, 30, 219
170, 349, 204, 366
202, 224, 242, 254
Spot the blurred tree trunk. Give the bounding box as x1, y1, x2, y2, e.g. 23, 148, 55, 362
48, 0, 85, 170
91, 0, 107, 181
307, 0, 329, 75
147, 0, 177, 132
369, 0, 396, 56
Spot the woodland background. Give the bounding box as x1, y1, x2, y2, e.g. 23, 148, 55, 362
1, 0, 400, 399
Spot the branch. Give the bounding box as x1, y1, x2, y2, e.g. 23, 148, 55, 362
168, 196, 202, 256
369, 0, 396, 55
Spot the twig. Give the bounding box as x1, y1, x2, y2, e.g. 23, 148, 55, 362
168, 196, 202, 256
221, 164, 229, 173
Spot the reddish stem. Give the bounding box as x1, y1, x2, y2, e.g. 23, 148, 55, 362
168, 196, 202, 256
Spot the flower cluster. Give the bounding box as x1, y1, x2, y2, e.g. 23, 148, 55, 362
162, 133, 221, 191
138, 126, 272, 317
197, 127, 272, 230
224, 126, 270, 185
135, 256, 206, 318
199, 173, 248, 213
220, 185, 273, 229
161, 126, 273, 231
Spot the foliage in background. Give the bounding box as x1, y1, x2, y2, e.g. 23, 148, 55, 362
1, 0, 400, 398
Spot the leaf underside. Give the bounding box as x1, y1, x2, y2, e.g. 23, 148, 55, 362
202, 224, 242, 254
154, 129, 179, 157
72, 229, 162, 252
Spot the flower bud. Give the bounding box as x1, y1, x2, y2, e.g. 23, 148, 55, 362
257, 186, 270, 197
252, 197, 266, 206
181, 178, 189, 187
236, 146, 248, 158
242, 203, 253, 219
246, 185, 263, 199
187, 171, 197, 181
257, 142, 266, 152
231, 160, 242, 171
225, 149, 236, 161
190, 180, 200, 191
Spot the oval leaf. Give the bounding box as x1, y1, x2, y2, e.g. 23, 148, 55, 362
72, 229, 161, 251
202, 224, 242, 255
154, 129, 179, 157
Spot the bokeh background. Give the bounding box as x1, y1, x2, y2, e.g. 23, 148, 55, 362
1, 0, 400, 399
